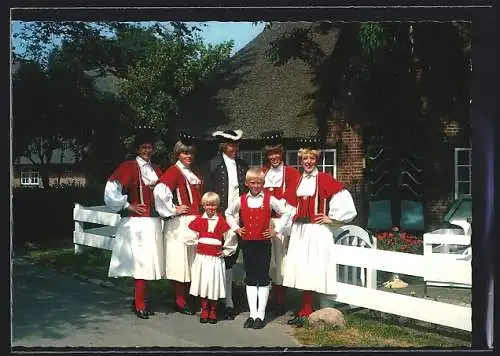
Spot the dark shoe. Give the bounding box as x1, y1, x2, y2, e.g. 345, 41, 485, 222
252, 318, 265, 329
294, 316, 309, 328
275, 304, 286, 316
175, 304, 195, 315
134, 309, 150, 319
243, 317, 254, 328
200, 317, 208, 323
287, 315, 303, 325
132, 300, 155, 316
224, 307, 235, 320
208, 318, 217, 324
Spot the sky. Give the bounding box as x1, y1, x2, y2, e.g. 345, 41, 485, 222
11, 21, 266, 58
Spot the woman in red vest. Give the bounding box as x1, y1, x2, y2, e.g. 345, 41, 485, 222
104, 125, 164, 319
153, 132, 203, 315
225, 168, 294, 329
259, 130, 300, 316
283, 137, 357, 328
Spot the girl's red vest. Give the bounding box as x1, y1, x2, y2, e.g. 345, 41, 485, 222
188, 215, 231, 256
108, 160, 163, 218
284, 172, 345, 223
239, 192, 272, 241
158, 164, 203, 215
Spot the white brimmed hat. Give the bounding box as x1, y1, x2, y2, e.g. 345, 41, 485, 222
212, 129, 243, 142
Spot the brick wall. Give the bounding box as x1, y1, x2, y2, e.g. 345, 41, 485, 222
424, 118, 470, 229
326, 118, 365, 223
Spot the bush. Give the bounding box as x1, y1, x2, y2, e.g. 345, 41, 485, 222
374, 226, 423, 254
12, 184, 105, 245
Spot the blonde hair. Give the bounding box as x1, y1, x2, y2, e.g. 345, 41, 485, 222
245, 167, 265, 183
201, 192, 220, 207
298, 148, 320, 159
218, 142, 239, 153
172, 140, 196, 162
262, 144, 284, 162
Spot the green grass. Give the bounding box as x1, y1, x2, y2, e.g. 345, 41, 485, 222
22, 245, 472, 348
294, 309, 471, 348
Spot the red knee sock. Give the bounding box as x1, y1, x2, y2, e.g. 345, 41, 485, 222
134, 279, 146, 310
200, 297, 209, 319
171, 281, 187, 308
209, 300, 217, 320
274, 285, 286, 305
298, 290, 314, 317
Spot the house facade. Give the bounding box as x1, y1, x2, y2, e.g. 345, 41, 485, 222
179, 22, 471, 231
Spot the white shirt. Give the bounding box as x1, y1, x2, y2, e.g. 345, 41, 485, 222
222, 153, 240, 208
295, 168, 357, 223
103, 156, 159, 212
183, 212, 238, 257
153, 161, 200, 218
264, 163, 284, 188
225, 191, 294, 234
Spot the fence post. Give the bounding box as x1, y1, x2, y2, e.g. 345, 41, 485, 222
73, 203, 83, 254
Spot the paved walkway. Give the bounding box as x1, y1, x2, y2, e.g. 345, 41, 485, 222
11, 258, 302, 348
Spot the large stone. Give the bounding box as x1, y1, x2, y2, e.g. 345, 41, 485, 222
308, 308, 346, 328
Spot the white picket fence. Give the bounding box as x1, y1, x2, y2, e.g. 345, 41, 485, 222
73, 203, 471, 332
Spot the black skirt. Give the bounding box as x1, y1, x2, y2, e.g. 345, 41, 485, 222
240, 239, 272, 286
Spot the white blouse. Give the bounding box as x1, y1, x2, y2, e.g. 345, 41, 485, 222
103, 156, 159, 212
263, 163, 284, 188
295, 168, 357, 223
153, 161, 200, 218
183, 213, 238, 257
222, 153, 240, 208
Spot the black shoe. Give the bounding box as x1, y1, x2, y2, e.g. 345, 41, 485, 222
175, 304, 195, 315
292, 316, 308, 328
243, 317, 254, 328
287, 315, 303, 325
134, 309, 150, 319
200, 317, 208, 323
224, 307, 235, 320
208, 318, 217, 324
275, 304, 286, 316
252, 318, 265, 329
132, 300, 155, 316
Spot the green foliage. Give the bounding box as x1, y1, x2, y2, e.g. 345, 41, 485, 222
358, 22, 387, 56
375, 226, 423, 254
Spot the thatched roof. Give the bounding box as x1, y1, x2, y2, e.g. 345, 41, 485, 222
179, 22, 341, 140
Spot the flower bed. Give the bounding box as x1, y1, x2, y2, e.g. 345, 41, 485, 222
374, 226, 423, 255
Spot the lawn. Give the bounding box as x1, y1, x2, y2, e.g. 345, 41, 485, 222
18, 243, 472, 348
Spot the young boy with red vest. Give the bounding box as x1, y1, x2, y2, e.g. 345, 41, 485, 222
225, 168, 294, 329
185, 192, 238, 324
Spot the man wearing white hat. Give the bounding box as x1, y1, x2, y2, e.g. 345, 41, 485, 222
204, 129, 249, 320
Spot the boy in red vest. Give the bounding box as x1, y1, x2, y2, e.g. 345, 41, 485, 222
225, 168, 294, 329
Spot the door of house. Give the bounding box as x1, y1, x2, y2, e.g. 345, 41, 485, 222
364, 124, 425, 232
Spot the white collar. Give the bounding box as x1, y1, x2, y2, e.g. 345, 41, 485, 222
247, 191, 264, 199
222, 153, 236, 163
136, 156, 151, 167
202, 212, 218, 220
175, 160, 190, 170
269, 162, 284, 171
303, 168, 318, 178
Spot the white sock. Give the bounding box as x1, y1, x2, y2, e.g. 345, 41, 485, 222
257, 284, 270, 320
246, 285, 258, 319
225, 268, 234, 308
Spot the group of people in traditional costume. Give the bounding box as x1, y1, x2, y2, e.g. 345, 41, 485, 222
104, 125, 357, 329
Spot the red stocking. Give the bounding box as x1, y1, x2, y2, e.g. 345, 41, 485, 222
200, 297, 209, 319
171, 280, 187, 308
209, 300, 217, 320
298, 290, 314, 317
134, 279, 146, 310
274, 285, 286, 305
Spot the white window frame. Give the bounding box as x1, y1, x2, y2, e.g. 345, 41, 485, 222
454, 148, 472, 200
238, 150, 263, 168
20, 167, 40, 186
286, 149, 337, 178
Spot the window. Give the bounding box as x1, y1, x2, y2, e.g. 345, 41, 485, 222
20, 168, 40, 186
286, 149, 337, 178
238, 150, 263, 168
454, 148, 471, 199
